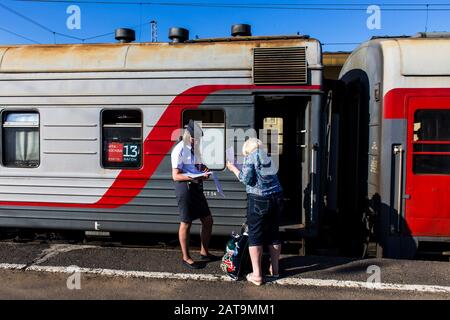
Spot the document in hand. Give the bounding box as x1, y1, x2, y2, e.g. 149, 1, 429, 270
226, 147, 235, 163
226, 147, 243, 171
181, 171, 212, 179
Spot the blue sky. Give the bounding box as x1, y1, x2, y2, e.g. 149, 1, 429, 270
0, 0, 450, 51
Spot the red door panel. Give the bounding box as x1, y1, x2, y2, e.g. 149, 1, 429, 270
406, 96, 450, 237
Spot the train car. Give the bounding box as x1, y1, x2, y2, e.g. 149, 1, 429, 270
0, 25, 324, 241
322, 52, 350, 80
331, 32, 450, 258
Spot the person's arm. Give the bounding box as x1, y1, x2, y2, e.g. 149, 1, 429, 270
172, 168, 193, 182
226, 157, 256, 187
238, 162, 256, 186
227, 162, 240, 178
171, 143, 193, 182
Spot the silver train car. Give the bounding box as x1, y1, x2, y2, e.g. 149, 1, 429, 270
0, 26, 324, 240
329, 33, 450, 258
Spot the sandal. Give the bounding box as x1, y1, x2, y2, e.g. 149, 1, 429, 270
246, 273, 264, 286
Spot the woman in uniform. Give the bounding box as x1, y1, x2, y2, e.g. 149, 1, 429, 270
171, 120, 217, 269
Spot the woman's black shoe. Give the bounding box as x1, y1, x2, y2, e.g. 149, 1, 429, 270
182, 260, 202, 269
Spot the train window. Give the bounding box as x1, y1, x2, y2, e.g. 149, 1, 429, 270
182, 110, 225, 170
101, 109, 142, 169
2, 111, 40, 168
414, 110, 450, 141
413, 155, 450, 174
262, 117, 283, 155
413, 109, 450, 174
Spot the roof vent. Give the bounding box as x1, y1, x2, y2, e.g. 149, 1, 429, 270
115, 28, 136, 43
253, 47, 307, 85
231, 24, 252, 37
169, 27, 189, 43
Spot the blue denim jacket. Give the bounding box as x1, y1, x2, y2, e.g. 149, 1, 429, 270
238, 149, 283, 196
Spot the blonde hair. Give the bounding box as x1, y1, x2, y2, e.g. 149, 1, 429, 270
182, 129, 203, 163
242, 138, 262, 156
182, 130, 192, 145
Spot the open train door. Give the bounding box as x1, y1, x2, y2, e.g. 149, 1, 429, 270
405, 96, 450, 239
255, 95, 312, 245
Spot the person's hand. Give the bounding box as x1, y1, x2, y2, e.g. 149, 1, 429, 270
226, 161, 236, 171
226, 161, 240, 177
201, 173, 210, 180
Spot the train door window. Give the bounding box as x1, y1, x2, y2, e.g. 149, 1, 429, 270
2, 111, 40, 168
413, 109, 450, 174
182, 110, 225, 170
102, 109, 142, 169
262, 117, 283, 156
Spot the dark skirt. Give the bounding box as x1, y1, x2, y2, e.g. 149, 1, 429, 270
174, 181, 211, 223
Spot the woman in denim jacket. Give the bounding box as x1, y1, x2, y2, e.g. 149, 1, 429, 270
226, 138, 283, 286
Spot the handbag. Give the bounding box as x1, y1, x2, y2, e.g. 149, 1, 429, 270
220, 224, 250, 280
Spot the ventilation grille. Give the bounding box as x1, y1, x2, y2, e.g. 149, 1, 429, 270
253, 47, 307, 85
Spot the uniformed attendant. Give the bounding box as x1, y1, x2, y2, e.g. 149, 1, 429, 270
171, 120, 217, 269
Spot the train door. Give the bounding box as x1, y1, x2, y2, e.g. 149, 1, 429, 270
330, 78, 370, 256
254, 95, 309, 227
405, 97, 450, 237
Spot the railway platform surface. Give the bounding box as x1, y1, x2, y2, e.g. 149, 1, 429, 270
0, 240, 449, 300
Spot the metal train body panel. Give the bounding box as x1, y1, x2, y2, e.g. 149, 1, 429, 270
0, 38, 323, 235
339, 37, 450, 257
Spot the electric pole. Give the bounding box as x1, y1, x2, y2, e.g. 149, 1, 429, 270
150, 20, 157, 42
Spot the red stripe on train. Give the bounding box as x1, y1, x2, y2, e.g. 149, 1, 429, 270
0, 84, 320, 208
384, 88, 450, 119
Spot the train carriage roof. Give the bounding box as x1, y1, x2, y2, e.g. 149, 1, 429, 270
393, 39, 450, 76
0, 36, 321, 73
340, 33, 450, 93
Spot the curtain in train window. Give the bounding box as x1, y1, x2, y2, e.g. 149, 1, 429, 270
262, 117, 284, 156
182, 110, 225, 170
102, 109, 142, 169
2, 112, 40, 168
413, 109, 450, 174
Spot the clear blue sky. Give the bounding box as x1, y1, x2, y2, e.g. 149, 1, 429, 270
1, 0, 450, 51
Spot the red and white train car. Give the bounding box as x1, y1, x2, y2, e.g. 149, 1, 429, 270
335, 33, 450, 258
0, 26, 324, 240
